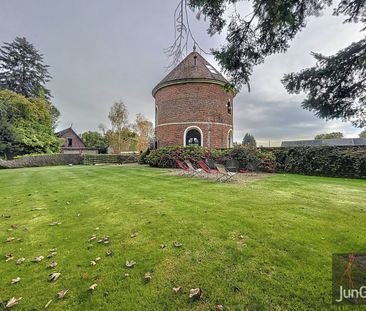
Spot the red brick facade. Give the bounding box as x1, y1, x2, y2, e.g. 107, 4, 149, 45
153, 52, 236, 149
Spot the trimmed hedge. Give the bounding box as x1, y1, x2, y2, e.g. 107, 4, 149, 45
0, 153, 82, 169
143, 145, 366, 178
272, 146, 366, 178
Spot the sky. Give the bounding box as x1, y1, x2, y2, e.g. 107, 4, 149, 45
1, 0, 364, 146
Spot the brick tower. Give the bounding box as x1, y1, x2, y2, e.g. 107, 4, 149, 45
152, 49, 235, 149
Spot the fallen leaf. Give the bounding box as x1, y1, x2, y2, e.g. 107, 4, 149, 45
47, 261, 57, 269
173, 241, 182, 248
173, 287, 181, 293
89, 283, 97, 291
215, 304, 224, 311
160, 244, 166, 249
31, 208, 45, 211
126, 260, 136, 268
47, 252, 57, 258
189, 288, 202, 300
5, 253, 13, 262
32, 256, 44, 263
5, 297, 22, 308
48, 272, 61, 282
90, 261, 96, 266
49, 221, 61, 226
144, 272, 151, 283
106, 250, 113, 257
49, 248, 57, 252
239, 235, 245, 240
57, 289, 69, 299
11, 277, 20, 284
44, 299, 53, 308
6, 237, 15, 242
130, 232, 138, 238
16, 258, 25, 265
95, 257, 101, 262
88, 234, 96, 242
82, 272, 89, 280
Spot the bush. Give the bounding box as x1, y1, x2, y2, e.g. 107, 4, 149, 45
138, 149, 151, 164
273, 146, 366, 178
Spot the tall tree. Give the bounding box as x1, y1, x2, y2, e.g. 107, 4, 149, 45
133, 113, 154, 152
170, 1, 366, 126
0, 37, 51, 98
80, 131, 108, 149
242, 133, 257, 147
0, 89, 62, 159
315, 132, 344, 139
107, 101, 133, 153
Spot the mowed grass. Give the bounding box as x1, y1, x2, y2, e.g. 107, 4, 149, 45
0, 165, 365, 310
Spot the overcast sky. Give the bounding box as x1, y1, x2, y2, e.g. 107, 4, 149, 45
1, 0, 364, 146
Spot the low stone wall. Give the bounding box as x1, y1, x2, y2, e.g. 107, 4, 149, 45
0, 154, 83, 169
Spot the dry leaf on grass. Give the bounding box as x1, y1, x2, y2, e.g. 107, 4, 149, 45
172, 287, 181, 293
125, 260, 136, 268
189, 288, 202, 300
6, 237, 15, 242
88, 283, 97, 291
5, 297, 22, 308
16, 258, 25, 265
215, 304, 224, 311
143, 272, 151, 283
90, 261, 96, 266
48, 221, 61, 226
5, 253, 13, 262
130, 232, 138, 238
160, 244, 166, 249
11, 277, 20, 284
105, 250, 113, 257
57, 289, 69, 299
173, 241, 182, 248
47, 261, 57, 269
48, 272, 61, 282
32, 256, 44, 263
47, 252, 57, 258
44, 299, 53, 308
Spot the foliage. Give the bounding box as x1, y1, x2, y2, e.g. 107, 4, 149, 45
80, 131, 108, 149
0, 89, 62, 159
108, 100, 129, 131
174, 1, 366, 125
242, 133, 257, 147
105, 129, 136, 154
0, 37, 52, 98
138, 148, 151, 164
359, 129, 366, 138
133, 113, 154, 152
283, 39, 366, 127
82, 154, 138, 165
314, 132, 344, 139
273, 146, 366, 178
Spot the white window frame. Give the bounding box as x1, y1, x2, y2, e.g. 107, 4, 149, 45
183, 126, 203, 147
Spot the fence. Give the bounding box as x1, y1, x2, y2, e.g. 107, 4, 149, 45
82, 154, 139, 165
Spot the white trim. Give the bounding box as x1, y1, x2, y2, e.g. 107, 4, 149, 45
183, 126, 203, 147
227, 129, 233, 148
157, 121, 232, 128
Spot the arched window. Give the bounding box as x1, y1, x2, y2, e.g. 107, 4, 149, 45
227, 129, 233, 148
184, 126, 203, 147
227, 101, 232, 114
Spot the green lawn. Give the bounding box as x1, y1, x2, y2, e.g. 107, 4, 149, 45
0, 165, 365, 310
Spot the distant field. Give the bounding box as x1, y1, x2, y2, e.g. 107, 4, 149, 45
0, 165, 365, 310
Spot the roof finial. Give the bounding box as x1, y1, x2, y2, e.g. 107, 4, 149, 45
193, 43, 196, 52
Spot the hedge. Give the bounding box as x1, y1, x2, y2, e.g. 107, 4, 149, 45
83, 154, 138, 165
0, 153, 83, 169
143, 145, 366, 178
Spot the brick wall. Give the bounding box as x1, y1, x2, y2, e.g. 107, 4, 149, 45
154, 82, 235, 148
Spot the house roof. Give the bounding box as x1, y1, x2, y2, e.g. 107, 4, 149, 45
281, 138, 366, 147
152, 51, 229, 96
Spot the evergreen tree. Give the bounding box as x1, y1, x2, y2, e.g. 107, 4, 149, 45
242, 133, 257, 147
171, 1, 366, 127
359, 129, 366, 139
0, 37, 51, 98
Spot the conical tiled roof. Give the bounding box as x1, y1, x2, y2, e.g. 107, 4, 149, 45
152, 52, 229, 96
